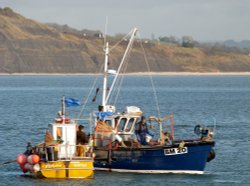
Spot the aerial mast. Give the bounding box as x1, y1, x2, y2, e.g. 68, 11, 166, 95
101, 27, 138, 111
102, 42, 109, 111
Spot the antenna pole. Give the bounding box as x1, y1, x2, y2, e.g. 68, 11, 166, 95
62, 96, 66, 124
104, 16, 108, 46
102, 42, 109, 110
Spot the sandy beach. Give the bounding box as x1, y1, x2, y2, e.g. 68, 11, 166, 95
1, 72, 250, 76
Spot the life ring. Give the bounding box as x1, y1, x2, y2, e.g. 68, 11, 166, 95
55, 117, 70, 123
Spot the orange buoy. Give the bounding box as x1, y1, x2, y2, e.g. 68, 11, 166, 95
16, 154, 27, 165
27, 154, 40, 164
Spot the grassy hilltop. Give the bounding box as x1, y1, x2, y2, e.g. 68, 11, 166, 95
1, 7, 250, 74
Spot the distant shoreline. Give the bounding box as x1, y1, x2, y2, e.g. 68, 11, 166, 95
1, 72, 250, 76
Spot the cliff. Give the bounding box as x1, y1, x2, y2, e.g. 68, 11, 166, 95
1, 7, 250, 73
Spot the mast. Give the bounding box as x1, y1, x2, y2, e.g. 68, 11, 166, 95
61, 96, 66, 124
105, 27, 138, 105
101, 27, 138, 110
102, 42, 109, 111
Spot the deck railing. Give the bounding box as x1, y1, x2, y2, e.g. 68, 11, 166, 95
36, 144, 93, 162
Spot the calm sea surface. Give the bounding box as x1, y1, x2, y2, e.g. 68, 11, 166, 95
0, 75, 250, 185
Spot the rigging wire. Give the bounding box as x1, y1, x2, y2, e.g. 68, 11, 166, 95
138, 33, 161, 118
109, 62, 123, 105
112, 58, 128, 106
106, 29, 137, 105
109, 30, 134, 52
111, 47, 131, 104
78, 28, 160, 118
113, 45, 132, 106
109, 34, 134, 106
78, 29, 133, 116
77, 63, 104, 119
107, 30, 161, 118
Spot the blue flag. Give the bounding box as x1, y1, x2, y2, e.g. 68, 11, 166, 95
65, 98, 80, 107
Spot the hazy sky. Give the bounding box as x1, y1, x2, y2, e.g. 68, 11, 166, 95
1, 0, 250, 41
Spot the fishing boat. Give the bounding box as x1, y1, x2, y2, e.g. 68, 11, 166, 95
16, 27, 215, 176
16, 97, 94, 178
91, 28, 216, 174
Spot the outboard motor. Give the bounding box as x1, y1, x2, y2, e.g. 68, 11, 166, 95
194, 125, 201, 135
194, 125, 213, 140
201, 128, 209, 138
194, 125, 216, 162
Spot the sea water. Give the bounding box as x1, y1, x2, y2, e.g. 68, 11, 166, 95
0, 75, 250, 186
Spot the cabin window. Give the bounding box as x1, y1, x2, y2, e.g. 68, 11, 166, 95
56, 127, 62, 140
115, 117, 119, 128
104, 119, 113, 127
118, 118, 127, 131
125, 118, 135, 132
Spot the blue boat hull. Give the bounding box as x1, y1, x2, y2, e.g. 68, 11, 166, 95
94, 141, 215, 174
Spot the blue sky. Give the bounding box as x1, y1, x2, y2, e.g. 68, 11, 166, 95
1, 0, 250, 41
